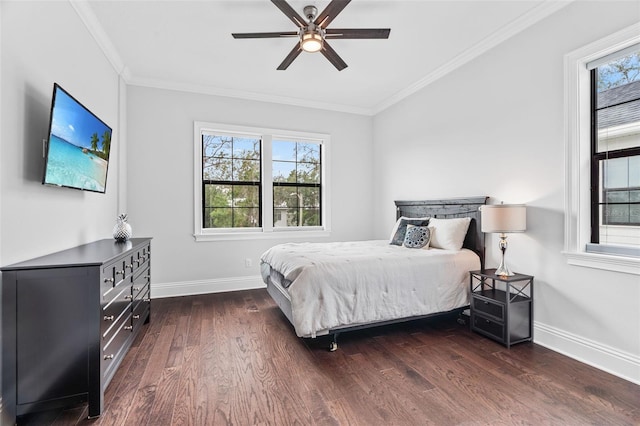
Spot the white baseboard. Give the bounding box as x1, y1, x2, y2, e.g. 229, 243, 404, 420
534, 321, 640, 385
151, 275, 265, 299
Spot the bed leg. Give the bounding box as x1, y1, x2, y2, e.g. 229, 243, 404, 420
329, 333, 339, 352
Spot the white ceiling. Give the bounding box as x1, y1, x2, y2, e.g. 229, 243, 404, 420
77, 0, 571, 115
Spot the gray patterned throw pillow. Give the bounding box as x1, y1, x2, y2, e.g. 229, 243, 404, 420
403, 225, 431, 249
390, 218, 430, 246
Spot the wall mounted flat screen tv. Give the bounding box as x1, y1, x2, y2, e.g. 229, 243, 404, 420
42, 83, 112, 193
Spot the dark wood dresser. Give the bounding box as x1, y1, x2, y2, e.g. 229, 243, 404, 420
1, 238, 152, 422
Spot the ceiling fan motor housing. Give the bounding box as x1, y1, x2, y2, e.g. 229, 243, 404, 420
303, 5, 318, 22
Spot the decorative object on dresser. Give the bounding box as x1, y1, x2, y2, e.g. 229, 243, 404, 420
1, 238, 152, 422
479, 203, 526, 276
112, 213, 133, 242
470, 269, 533, 347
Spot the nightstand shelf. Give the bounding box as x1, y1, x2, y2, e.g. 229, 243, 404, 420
470, 269, 533, 347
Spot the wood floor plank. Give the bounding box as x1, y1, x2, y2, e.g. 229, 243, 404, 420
16, 289, 640, 426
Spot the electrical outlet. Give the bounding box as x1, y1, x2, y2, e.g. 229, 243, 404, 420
245, 258, 252, 268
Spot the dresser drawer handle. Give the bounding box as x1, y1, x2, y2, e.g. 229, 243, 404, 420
104, 278, 114, 284
116, 270, 125, 276
104, 354, 114, 360
133, 287, 141, 292
103, 315, 114, 321
133, 314, 140, 319
124, 295, 133, 300
126, 264, 133, 269
124, 325, 133, 331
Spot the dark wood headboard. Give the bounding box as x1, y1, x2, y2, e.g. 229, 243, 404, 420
395, 197, 489, 268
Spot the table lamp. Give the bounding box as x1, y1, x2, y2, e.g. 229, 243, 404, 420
480, 204, 526, 276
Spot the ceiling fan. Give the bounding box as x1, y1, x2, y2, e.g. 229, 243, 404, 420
232, 0, 390, 71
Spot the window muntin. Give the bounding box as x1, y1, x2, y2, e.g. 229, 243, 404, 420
202, 133, 261, 229
272, 140, 321, 228
591, 51, 640, 246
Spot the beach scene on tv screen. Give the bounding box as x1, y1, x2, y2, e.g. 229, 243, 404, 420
44, 88, 111, 192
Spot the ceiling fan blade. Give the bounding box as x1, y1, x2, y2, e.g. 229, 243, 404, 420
315, 0, 351, 28
232, 31, 298, 39
325, 28, 391, 39
277, 44, 303, 70
321, 41, 348, 71
271, 0, 307, 29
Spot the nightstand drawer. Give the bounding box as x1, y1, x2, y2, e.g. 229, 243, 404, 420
472, 296, 504, 321
472, 314, 505, 342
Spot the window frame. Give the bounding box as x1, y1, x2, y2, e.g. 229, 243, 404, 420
563, 22, 640, 275
193, 121, 331, 241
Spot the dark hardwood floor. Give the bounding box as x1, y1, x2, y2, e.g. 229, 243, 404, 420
18, 289, 640, 425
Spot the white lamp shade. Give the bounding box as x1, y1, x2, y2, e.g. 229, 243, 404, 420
480, 204, 526, 233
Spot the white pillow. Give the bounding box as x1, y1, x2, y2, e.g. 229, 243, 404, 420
429, 217, 471, 250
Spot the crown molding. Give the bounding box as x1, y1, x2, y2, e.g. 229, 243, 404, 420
68, 0, 127, 76
70, 0, 573, 116
372, 0, 575, 114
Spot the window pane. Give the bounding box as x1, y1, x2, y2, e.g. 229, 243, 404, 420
630, 156, 640, 186
233, 207, 260, 227
232, 185, 259, 207
604, 204, 630, 224
274, 208, 298, 227
204, 184, 231, 208
232, 159, 260, 182
205, 207, 232, 228
301, 208, 320, 226
233, 137, 260, 160
273, 161, 296, 182
272, 140, 297, 161
297, 142, 320, 163
605, 190, 629, 203
204, 158, 232, 181
298, 162, 320, 184
299, 187, 320, 207
203, 135, 232, 158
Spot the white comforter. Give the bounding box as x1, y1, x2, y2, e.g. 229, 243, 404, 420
260, 240, 480, 337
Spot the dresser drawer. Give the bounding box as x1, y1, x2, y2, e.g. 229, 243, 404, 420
101, 285, 133, 340
131, 245, 151, 274
132, 291, 150, 333
102, 312, 133, 380
472, 296, 504, 321
472, 314, 505, 342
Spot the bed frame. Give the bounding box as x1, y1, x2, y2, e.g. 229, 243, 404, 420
265, 196, 489, 351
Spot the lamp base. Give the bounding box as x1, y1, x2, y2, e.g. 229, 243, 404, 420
495, 233, 514, 276
495, 262, 514, 277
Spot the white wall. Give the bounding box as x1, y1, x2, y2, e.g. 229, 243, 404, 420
372, 1, 640, 384
126, 86, 373, 295
0, 1, 122, 266
0, 1, 123, 422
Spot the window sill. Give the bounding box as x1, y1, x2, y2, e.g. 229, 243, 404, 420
563, 251, 640, 275
194, 229, 331, 242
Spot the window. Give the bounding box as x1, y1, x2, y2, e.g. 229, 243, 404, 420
194, 122, 330, 241
564, 23, 640, 274
590, 54, 640, 245
202, 133, 261, 229
272, 140, 322, 228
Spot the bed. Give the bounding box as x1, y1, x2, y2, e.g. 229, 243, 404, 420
260, 197, 488, 350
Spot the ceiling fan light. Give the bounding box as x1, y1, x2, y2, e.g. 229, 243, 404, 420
301, 32, 323, 53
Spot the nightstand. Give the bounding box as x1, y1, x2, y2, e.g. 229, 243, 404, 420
469, 269, 533, 347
